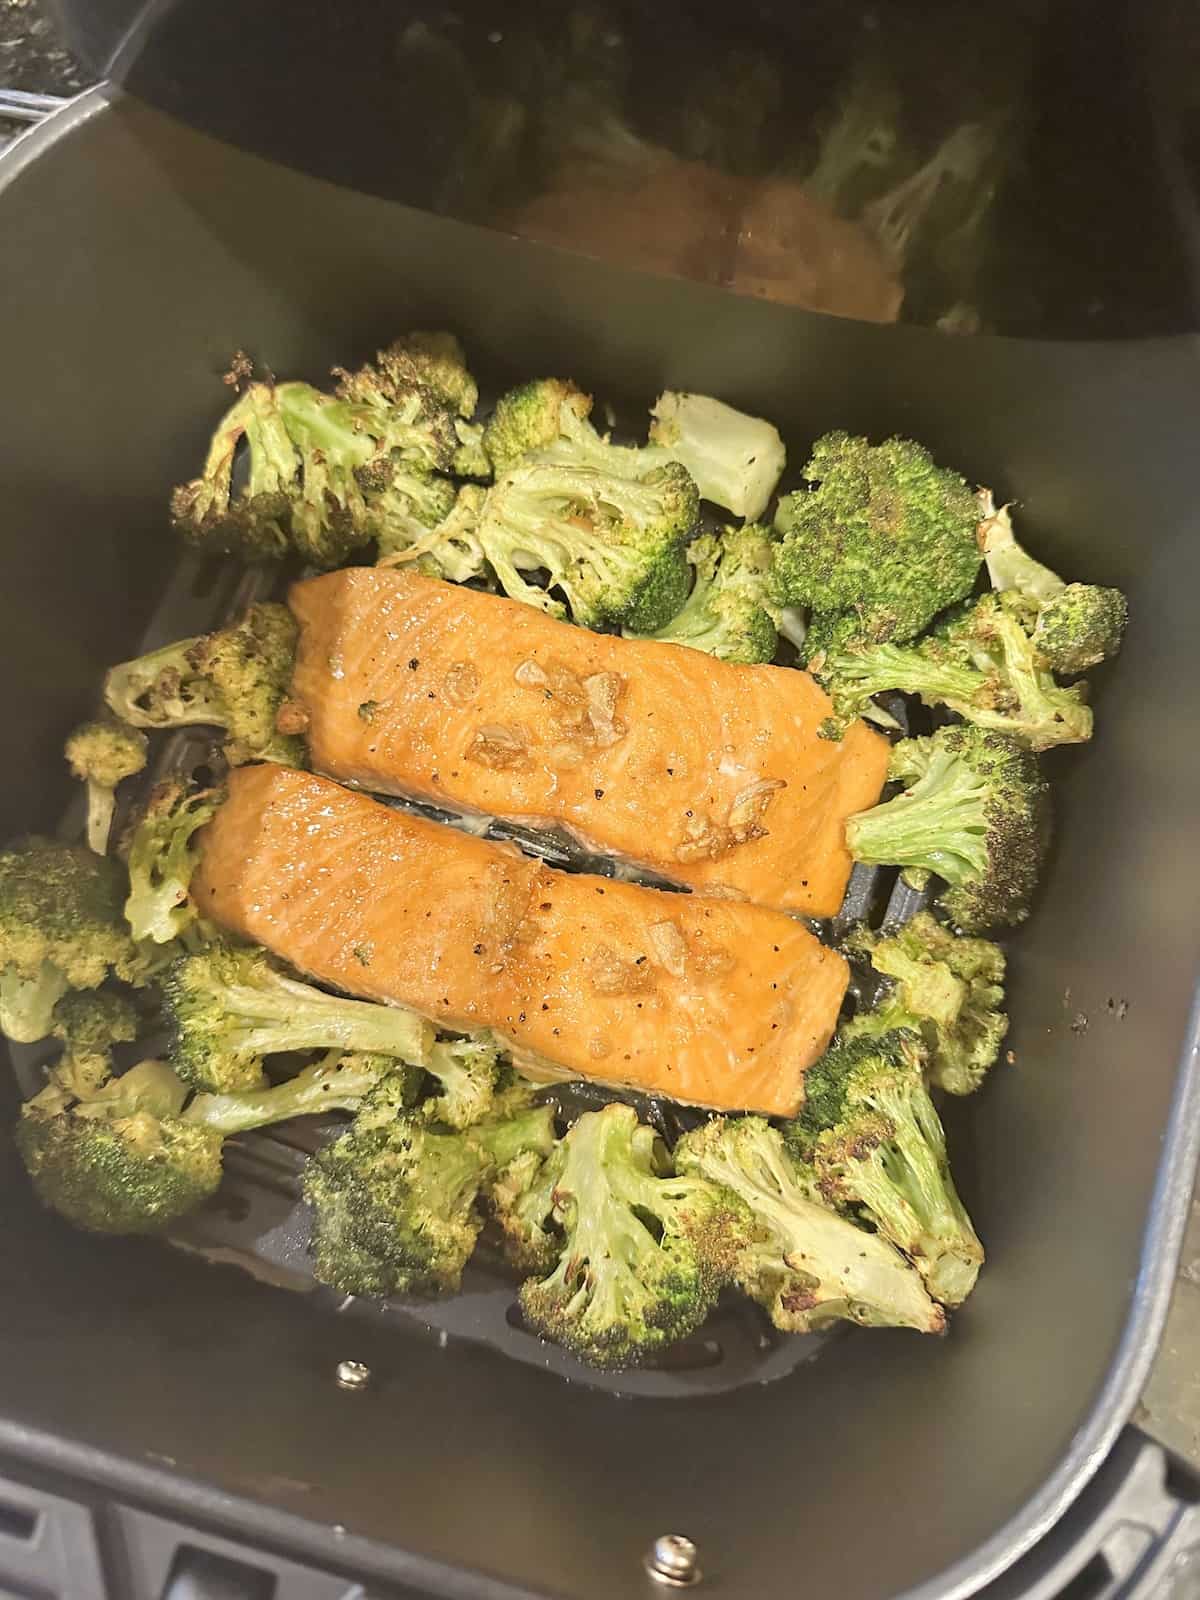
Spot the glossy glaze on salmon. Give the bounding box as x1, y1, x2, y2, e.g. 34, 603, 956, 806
286, 568, 890, 917
194, 766, 849, 1116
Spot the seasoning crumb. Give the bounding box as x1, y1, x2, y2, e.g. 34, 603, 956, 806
408, 658, 420, 670
1071, 1011, 1089, 1034
594, 788, 605, 799
1005, 1049, 1016, 1065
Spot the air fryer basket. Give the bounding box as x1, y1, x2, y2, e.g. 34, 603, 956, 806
1, 91, 1200, 1600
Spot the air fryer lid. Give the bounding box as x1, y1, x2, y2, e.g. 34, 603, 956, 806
1, 93, 1199, 1600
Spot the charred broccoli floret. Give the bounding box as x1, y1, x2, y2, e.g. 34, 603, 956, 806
0, 838, 147, 1042
123, 781, 224, 946
16, 1052, 397, 1235
674, 1115, 943, 1334
518, 1103, 747, 1370
478, 446, 696, 632
375, 483, 488, 580
647, 392, 786, 522
303, 1097, 556, 1298
104, 603, 303, 768
811, 591, 1093, 750
163, 945, 436, 1093
787, 1030, 983, 1306
64, 719, 148, 854
334, 330, 479, 419
481, 378, 592, 475
843, 912, 1008, 1096
845, 726, 1049, 933
171, 378, 461, 567
627, 525, 779, 664
979, 495, 1127, 673
773, 432, 981, 649
486, 1138, 565, 1274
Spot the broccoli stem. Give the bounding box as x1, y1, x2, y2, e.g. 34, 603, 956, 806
211, 969, 435, 1065
978, 496, 1063, 600
0, 961, 70, 1043
85, 783, 117, 857
184, 1052, 387, 1134
104, 636, 225, 730
845, 745, 990, 886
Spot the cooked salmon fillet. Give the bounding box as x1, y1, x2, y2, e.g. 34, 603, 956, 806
286, 568, 890, 916
194, 765, 849, 1116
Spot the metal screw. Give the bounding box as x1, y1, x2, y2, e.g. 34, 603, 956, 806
644, 1534, 701, 1588
335, 1359, 371, 1392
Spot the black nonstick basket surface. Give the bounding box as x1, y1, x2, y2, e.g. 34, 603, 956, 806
2, 89, 1200, 1600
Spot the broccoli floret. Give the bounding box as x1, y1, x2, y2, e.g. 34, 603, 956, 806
478, 443, 696, 632
171, 379, 460, 568
804, 60, 905, 212
812, 591, 1093, 750
787, 1030, 983, 1306
335, 331, 479, 418
627, 525, 780, 664
105, 603, 303, 768
481, 379, 592, 475
979, 496, 1127, 673
64, 719, 148, 854
674, 1115, 943, 1333
123, 780, 224, 946
163, 944, 436, 1093
486, 1140, 565, 1274
773, 432, 981, 648
303, 1098, 556, 1298
843, 912, 1008, 1096
518, 1103, 746, 1370
0, 838, 146, 1042
16, 1052, 401, 1235
647, 393, 786, 522
845, 726, 1049, 934
422, 1036, 505, 1130
51, 988, 139, 1058
375, 483, 488, 580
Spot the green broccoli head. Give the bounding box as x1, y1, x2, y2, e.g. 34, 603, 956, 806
630, 525, 780, 664
104, 603, 303, 768
773, 432, 981, 647
486, 1141, 565, 1274
16, 1058, 223, 1234
845, 725, 1049, 933
978, 496, 1126, 673
64, 718, 148, 854
478, 454, 696, 632
335, 331, 479, 418
374, 481, 486, 579
844, 912, 1008, 1095
51, 988, 140, 1058
124, 780, 224, 947
162, 944, 435, 1093
423, 1036, 505, 1130
789, 1029, 984, 1306
302, 1096, 552, 1299
482, 379, 592, 475
811, 591, 1093, 751
0, 838, 144, 1042
518, 1103, 746, 1370
674, 1115, 943, 1333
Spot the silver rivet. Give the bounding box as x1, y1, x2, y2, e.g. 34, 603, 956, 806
644, 1534, 701, 1587
335, 1359, 370, 1391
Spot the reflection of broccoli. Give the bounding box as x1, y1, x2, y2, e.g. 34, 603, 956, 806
519, 1104, 746, 1369
104, 603, 303, 768
774, 432, 980, 650
811, 591, 1093, 750
17, 1053, 398, 1235
123, 781, 224, 946
0, 838, 146, 1043
304, 1097, 557, 1298
979, 496, 1127, 673
64, 719, 148, 854
164, 945, 436, 1094
845, 726, 1049, 934
628, 525, 779, 663
843, 912, 1008, 1096
788, 1030, 983, 1306
675, 1115, 943, 1333
648, 392, 786, 522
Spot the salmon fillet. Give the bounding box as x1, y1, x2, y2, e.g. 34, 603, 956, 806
286, 568, 890, 916
194, 765, 849, 1116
